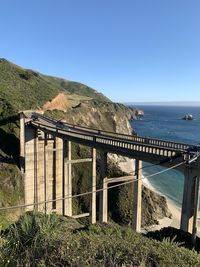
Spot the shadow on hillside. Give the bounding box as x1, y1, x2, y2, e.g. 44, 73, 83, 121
145, 226, 200, 252
0, 128, 20, 166
0, 114, 19, 127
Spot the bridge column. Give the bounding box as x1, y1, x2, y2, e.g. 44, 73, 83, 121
24, 125, 38, 211
90, 148, 97, 224
64, 141, 72, 216
132, 159, 142, 232
55, 137, 64, 214
36, 134, 55, 212
45, 135, 55, 212
99, 151, 108, 223
20, 112, 25, 173
36, 135, 45, 211
192, 175, 200, 245
180, 166, 198, 233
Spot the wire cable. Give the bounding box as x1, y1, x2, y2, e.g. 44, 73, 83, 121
0, 160, 185, 212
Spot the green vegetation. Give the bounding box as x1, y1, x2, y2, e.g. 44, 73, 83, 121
42, 75, 111, 102
0, 59, 58, 113
0, 164, 23, 229
146, 227, 200, 252
0, 58, 110, 116
0, 212, 200, 267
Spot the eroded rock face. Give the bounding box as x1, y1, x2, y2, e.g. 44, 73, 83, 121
42, 93, 70, 111
142, 186, 172, 226
51, 100, 136, 134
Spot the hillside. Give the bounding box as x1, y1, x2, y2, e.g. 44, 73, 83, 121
0, 212, 200, 266
0, 59, 170, 231
41, 74, 111, 102
0, 58, 110, 117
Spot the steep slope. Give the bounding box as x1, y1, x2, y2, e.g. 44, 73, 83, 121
0, 59, 59, 113
42, 74, 111, 102
1, 213, 200, 266
0, 58, 110, 117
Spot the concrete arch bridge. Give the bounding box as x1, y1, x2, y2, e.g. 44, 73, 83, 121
20, 111, 200, 236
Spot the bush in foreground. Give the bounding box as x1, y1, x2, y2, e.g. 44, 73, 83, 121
0, 212, 200, 266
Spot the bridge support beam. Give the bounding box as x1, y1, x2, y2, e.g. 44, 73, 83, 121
64, 141, 72, 216
90, 148, 97, 224
24, 125, 38, 211
36, 134, 55, 213
37, 135, 45, 212
35, 134, 54, 212
99, 151, 108, 223
180, 167, 198, 233
55, 137, 64, 214
20, 113, 25, 173
132, 159, 142, 232
192, 176, 200, 245
44, 135, 54, 212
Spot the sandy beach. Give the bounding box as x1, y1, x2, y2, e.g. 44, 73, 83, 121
142, 176, 200, 237
141, 176, 182, 232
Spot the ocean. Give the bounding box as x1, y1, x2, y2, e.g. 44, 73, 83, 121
129, 105, 200, 207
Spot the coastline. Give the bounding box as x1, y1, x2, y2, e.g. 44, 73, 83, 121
142, 176, 200, 236
118, 157, 197, 234
142, 175, 181, 232
118, 158, 181, 231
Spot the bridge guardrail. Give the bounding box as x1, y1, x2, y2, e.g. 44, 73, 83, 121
32, 112, 192, 152
31, 120, 184, 159
26, 111, 193, 151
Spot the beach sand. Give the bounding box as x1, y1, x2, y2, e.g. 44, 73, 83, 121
142, 177, 200, 236
141, 177, 181, 232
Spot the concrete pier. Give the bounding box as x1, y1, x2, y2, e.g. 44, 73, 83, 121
55, 137, 64, 214
24, 125, 37, 211
180, 167, 198, 233
90, 148, 97, 224
45, 136, 54, 212
192, 176, 200, 245
132, 159, 142, 232
37, 135, 45, 211
99, 151, 108, 223
65, 141, 72, 216
20, 113, 25, 172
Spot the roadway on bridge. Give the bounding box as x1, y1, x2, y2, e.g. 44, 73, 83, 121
23, 112, 195, 166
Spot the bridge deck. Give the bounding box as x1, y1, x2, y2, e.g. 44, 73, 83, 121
25, 112, 195, 166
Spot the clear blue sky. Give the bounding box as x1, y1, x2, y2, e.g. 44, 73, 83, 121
0, 0, 200, 102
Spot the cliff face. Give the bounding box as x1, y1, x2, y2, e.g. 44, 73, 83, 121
45, 100, 135, 134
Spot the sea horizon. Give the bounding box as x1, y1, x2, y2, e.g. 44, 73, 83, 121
124, 101, 200, 107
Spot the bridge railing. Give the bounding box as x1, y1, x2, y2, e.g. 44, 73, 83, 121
32, 121, 182, 159
67, 125, 191, 151
30, 113, 193, 152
